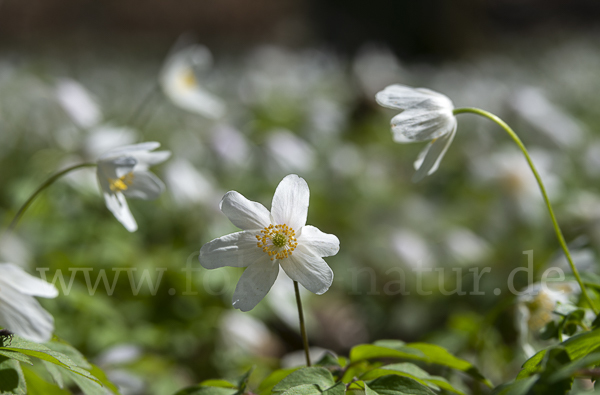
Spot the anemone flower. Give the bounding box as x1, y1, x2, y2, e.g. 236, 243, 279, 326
160, 45, 225, 119
0, 263, 58, 343
97, 142, 171, 232
200, 174, 339, 312
376, 84, 457, 182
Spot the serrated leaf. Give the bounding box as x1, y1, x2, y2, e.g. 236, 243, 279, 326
42, 360, 64, 388
0, 356, 27, 395
89, 364, 121, 395
322, 382, 346, 394
272, 367, 335, 395
64, 368, 105, 395
0, 350, 32, 365
364, 375, 436, 395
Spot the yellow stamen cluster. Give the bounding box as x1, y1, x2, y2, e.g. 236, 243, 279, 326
256, 224, 298, 261
526, 291, 555, 331
108, 172, 135, 192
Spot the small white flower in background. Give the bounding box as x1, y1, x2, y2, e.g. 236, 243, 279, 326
515, 282, 579, 357
200, 174, 339, 312
55, 79, 102, 129
265, 129, 316, 174
0, 263, 58, 343
391, 229, 434, 269
444, 228, 491, 266
376, 84, 457, 182
160, 45, 226, 119
210, 124, 252, 168
164, 159, 219, 207
97, 142, 171, 232
510, 87, 584, 148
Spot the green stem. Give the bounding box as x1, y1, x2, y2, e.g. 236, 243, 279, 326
453, 107, 598, 314
294, 281, 311, 366
5, 163, 97, 233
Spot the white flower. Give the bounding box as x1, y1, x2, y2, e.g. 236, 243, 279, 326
97, 142, 171, 232
55, 79, 102, 129
0, 263, 58, 342
160, 45, 225, 119
200, 174, 339, 312
376, 84, 457, 182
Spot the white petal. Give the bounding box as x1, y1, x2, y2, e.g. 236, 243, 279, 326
271, 174, 310, 231
100, 142, 161, 160
376, 84, 453, 110
280, 244, 333, 295
96, 157, 137, 193
130, 150, 172, 171
123, 171, 165, 200
103, 192, 138, 232
200, 231, 265, 269
220, 191, 271, 230
412, 126, 457, 182
0, 264, 58, 298
55, 79, 102, 129
297, 226, 339, 258
390, 108, 455, 143
0, 283, 55, 342
232, 256, 279, 312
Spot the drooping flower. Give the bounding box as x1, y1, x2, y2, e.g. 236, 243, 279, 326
200, 174, 339, 312
0, 263, 58, 343
160, 45, 226, 119
97, 142, 171, 232
376, 84, 457, 182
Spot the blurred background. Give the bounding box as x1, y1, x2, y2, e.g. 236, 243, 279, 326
1, 0, 600, 393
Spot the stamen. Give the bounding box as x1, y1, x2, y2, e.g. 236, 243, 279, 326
109, 172, 135, 192
256, 223, 298, 261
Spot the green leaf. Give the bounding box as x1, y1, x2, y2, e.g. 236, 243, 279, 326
1, 336, 101, 385
364, 375, 436, 395
360, 363, 465, 395
41, 360, 64, 388
173, 386, 238, 395
0, 350, 32, 365
89, 364, 121, 395
315, 352, 342, 368
350, 341, 491, 387
199, 379, 237, 389
63, 368, 105, 395
518, 328, 600, 379
322, 382, 346, 395
22, 366, 70, 395
492, 376, 538, 395
282, 384, 324, 395
258, 368, 300, 395
0, 356, 27, 395
272, 367, 335, 395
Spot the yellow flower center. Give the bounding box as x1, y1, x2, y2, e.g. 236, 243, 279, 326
526, 291, 555, 331
180, 68, 197, 89
108, 172, 135, 192
256, 224, 298, 261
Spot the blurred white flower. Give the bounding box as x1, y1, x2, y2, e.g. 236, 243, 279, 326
281, 347, 330, 368
353, 45, 405, 98
95, 344, 145, 395
266, 129, 316, 174
510, 87, 584, 148
55, 79, 102, 129
210, 124, 252, 168
219, 310, 282, 357
160, 45, 225, 119
164, 159, 219, 207
376, 84, 457, 182
391, 229, 434, 269
200, 174, 339, 311
444, 228, 491, 265
0, 263, 58, 342
515, 282, 578, 357
0, 234, 31, 266
329, 143, 365, 178
97, 142, 171, 232
471, 147, 561, 218
84, 125, 138, 159
583, 142, 600, 178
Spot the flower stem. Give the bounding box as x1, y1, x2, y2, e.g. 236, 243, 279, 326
5, 163, 97, 233
454, 107, 598, 314
294, 280, 311, 366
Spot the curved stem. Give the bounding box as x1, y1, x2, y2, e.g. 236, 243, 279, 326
294, 281, 311, 366
5, 163, 97, 233
454, 107, 598, 314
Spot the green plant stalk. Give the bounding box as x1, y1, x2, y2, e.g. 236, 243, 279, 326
5, 163, 97, 233
294, 281, 312, 366
454, 107, 598, 314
